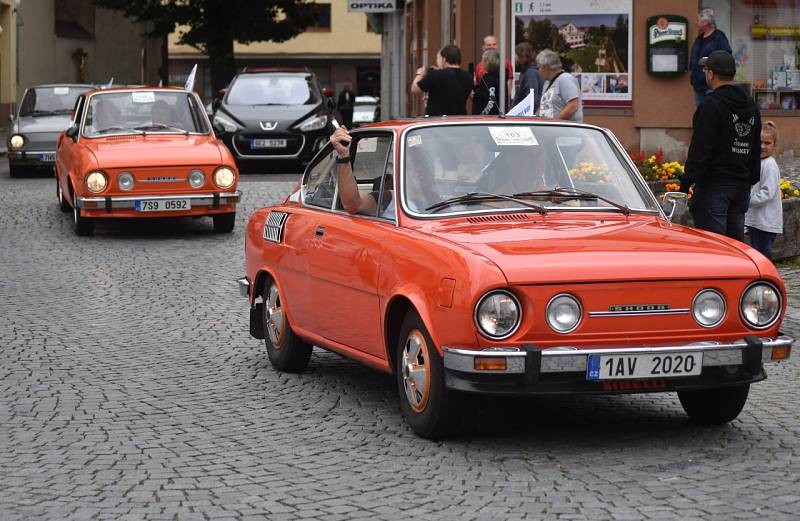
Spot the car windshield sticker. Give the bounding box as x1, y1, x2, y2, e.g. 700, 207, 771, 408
407, 135, 422, 147
489, 127, 539, 146
131, 91, 156, 104
53, 87, 70, 95
357, 138, 378, 153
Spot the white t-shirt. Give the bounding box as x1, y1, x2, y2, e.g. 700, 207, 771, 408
538, 72, 583, 122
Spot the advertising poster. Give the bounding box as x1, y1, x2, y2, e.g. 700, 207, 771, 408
513, 0, 632, 108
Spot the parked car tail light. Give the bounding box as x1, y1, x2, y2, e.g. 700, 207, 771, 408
740, 282, 781, 329
86, 171, 108, 193
9, 134, 24, 149
213, 166, 235, 189
546, 294, 582, 333
117, 172, 134, 191
188, 169, 205, 188
692, 289, 726, 328
475, 290, 521, 340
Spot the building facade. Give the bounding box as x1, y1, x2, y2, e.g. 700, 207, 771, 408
168, 3, 381, 104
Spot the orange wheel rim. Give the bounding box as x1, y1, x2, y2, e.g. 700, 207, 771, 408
401, 329, 431, 413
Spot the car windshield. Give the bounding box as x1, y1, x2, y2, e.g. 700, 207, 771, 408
82, 91, 208, 137
19, 86, 91, 116
402, 123, 659, 216
226, 75, 320, 106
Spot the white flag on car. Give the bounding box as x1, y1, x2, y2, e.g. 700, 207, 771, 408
184, 64, 198, 92
507, 89, 535, 117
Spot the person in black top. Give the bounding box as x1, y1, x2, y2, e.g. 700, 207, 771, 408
411, 45, 473, 116
337, 83, 355, 128
513, 42, 545, 112
472, 49, 504, 115
680, 51, 761, 242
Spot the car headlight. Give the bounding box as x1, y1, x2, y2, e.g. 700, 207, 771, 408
188, 169, 205, 188
475, 290, 521, 339
213, 166, 235, 189
212, 113, 240, 133
9, 134, 24, 149
86, 171, 108, 193
740, 282, 781, 329
117, 172, 134, 191
546, 294, 582, 333
692, 289, 726, 328
297, 113, 328, 132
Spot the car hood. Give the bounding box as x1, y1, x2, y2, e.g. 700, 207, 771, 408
83, 136, 223, 168
419, 215, 760, 284
220, 104, 317, 128
16, 114, 73, 133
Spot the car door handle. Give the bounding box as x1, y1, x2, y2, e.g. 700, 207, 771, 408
315, 226, 325, 237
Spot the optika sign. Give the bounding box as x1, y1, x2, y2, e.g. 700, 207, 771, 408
347, 0, 398, 12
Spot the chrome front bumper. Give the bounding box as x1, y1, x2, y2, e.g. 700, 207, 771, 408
77, 191, 242, 210
237, 277, 250, 299
7, 150, 56, 162
443, 336, 794, 375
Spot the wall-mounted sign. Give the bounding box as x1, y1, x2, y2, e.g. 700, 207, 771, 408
347, 0, 399, 12
646, 15, 688, 76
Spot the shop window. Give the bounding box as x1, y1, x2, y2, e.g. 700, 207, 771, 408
55, 0, 95, 39
308, 3, 331, 32
731, 0, 800, 112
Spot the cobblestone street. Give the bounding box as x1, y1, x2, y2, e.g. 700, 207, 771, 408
1, 166, 799, 521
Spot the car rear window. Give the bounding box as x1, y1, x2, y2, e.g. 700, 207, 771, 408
226, 75, 320, 106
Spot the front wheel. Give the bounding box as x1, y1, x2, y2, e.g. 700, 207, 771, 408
678, 384, 750, 425
57, 179, 70, 212
9, 163, 24, 178
263, 279, 312, 372
396, 311, 462, 439
73, 205, 94, 236
212, 213, 236, 233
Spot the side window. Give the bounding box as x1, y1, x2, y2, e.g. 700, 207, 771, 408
303, 147, 337, 209
72, 96, 85, 126
339, 134, 393, 219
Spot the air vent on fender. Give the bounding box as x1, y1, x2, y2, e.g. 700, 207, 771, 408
466, 213, 532, 223
263, 211, 288, 243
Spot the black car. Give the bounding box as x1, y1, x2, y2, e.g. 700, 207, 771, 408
212, 68, 334, 172
8, 83, 95, 177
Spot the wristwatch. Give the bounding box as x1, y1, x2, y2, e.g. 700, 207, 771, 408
336, 156, 351, 164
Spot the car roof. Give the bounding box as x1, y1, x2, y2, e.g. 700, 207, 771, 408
239, 67, 311, 74
26, 83, 96, 89
86, 86, 192, 98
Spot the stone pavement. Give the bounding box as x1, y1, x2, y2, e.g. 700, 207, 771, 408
0, 166, 799, 521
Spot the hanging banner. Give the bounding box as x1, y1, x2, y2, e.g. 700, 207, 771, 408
513, 0, 632, 108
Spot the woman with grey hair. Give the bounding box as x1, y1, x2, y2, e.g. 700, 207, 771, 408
535, 49, 582, 121
472, 49, 505, 115
689, 7, 732, 106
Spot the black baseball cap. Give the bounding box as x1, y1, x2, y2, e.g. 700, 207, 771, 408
699, 51, 736, 77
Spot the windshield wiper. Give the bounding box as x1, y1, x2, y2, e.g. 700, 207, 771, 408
425, 192, 548, 214
24, 110, 58, 117
513, 187, 631, 215
134, 123, 189, 135
93, 126, 144, 135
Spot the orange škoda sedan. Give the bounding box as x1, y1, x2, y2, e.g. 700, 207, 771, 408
238, 118, 793, 439
56, 87, 241, 236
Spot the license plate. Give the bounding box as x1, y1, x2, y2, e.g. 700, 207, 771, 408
41, 153, 56, 162
135, 199, 191, 212
586, 352, 703, 380
251, 138, 286, 149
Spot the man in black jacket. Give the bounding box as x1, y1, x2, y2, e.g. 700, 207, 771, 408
680, 51, 761, 242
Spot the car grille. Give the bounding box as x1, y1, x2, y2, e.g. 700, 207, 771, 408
233, 133, 304, 157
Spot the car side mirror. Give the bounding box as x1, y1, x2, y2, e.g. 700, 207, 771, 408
65, 125, 79, 141
661, 191, 688, 222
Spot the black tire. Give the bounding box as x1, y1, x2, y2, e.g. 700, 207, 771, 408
213, 213, 236, 233
73, 204, 95, 236
57, 179, 70, 212
9, 163, 24, 178
262, 279, 312, 372
678, 384, 750, 425
395, 311, 462, 439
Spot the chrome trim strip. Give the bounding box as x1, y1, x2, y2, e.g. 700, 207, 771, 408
589, 308, 689, 317
231, 133, 305, 158
77, 190, 241, 208
237, 278, 250, 298
443, 336, 793, 375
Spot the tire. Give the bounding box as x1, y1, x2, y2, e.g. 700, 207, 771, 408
395, 311, 462, 439
57, 179, 70, 212
262, 279, 312, 372
73, 204, 95, 236
213, 212, 236, 233
9, 163, 24, 178
678, 384, 750, 425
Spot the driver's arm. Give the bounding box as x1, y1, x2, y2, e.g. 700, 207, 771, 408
330, 127, 378, 215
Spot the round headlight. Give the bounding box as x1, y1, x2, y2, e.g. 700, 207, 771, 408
213, 166, 235, 188
546, 294, 582, 333
692, 289, 726, 328
117, 172, 134, 191
188, 169, 205, 188
86, 171, 107, 193
9, 134, 24, 149
740, 282, 781, 329
474, 290, 521, 339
